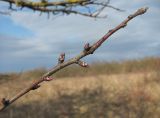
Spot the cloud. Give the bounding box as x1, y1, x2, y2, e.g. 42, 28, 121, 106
0, 0, 160, 72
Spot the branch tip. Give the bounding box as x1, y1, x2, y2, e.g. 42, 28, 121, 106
128, 7, 149, 19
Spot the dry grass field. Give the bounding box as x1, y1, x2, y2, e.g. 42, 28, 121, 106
0, 57, 160, 118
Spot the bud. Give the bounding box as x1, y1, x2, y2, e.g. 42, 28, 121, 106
78, 60, 89, 67
31, 84, 41, 90
1, 98, 9, 106
58, 53, 65, 64
43, 77, 54, 81
84, 43, 91, 52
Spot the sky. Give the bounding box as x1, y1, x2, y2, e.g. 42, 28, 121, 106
0, 0, 160, 72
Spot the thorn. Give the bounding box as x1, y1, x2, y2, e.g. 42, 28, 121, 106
31, 84, 41, 90
84, 43, 91, 52
43, 77, 54, 81
58, 53, 65, 64
77, 60, 89, 67
1, 98, 10, 106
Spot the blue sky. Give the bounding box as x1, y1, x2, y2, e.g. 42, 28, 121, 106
0, 0, 160, 72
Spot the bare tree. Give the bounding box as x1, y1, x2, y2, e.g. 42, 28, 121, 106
0, 6, 148, 111
0, 0, 123, 18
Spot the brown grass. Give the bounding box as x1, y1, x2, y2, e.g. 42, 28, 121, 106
0, 57, 160, 118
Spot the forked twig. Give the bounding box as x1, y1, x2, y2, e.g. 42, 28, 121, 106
0, 7, 148, 111
0, 0, 122, 18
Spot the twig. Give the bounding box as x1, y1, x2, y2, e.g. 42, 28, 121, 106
0, 0, 122, 18
0, 7, 148, 111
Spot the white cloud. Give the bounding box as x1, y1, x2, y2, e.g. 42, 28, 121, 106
0, 0, 160, 72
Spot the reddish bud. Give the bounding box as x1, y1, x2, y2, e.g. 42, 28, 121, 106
58, 53, 65, 64
31, 84, 41, 90
84, 43, 90, 51
78, 60, 89, 67
44, 77, 54, 81
1, 98, 9, 106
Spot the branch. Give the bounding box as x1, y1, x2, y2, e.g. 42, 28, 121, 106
0, 7, 148, 111
0, 0, 122, 18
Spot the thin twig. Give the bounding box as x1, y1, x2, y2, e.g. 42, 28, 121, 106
0, 7, 148, 111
